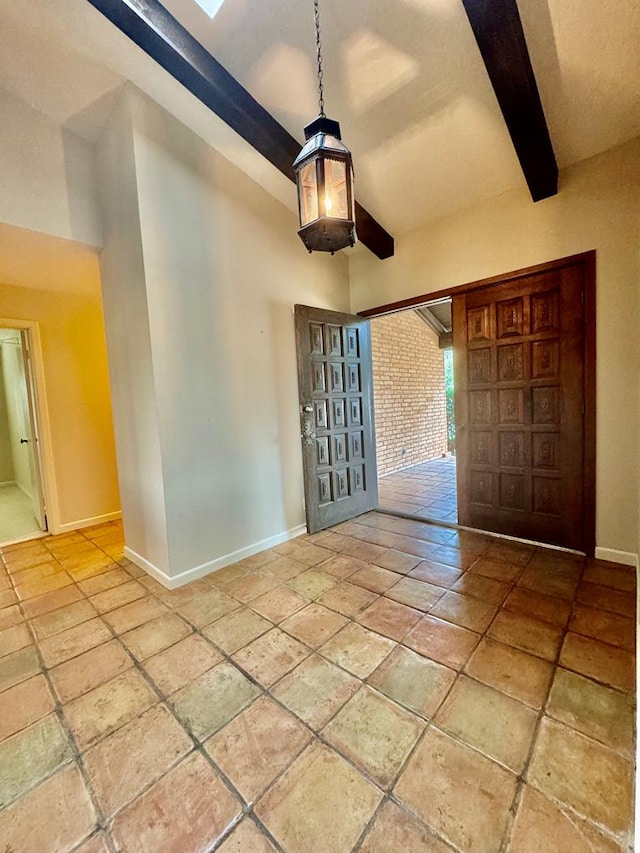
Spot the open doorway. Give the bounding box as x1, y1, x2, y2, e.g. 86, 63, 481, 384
371, 299, 458, 525
0, 327, 48, 544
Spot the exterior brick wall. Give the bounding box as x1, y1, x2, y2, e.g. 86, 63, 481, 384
371, 311, 448, 476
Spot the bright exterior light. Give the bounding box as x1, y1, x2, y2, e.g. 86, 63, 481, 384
293, 0, 357, 254
193, 0, 225, 19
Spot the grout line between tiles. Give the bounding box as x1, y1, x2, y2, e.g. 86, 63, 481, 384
0, 516, 636, 852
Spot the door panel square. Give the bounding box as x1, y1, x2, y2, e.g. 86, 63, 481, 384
532, 291, 559, 333
334, 469, 349, 499
345, 328, 359, 358
498, 344, 525, 382
499, 432, 526, 468
497, 298, 524, 338
326, 325, 343, 356
318, 474, 332, 505
532, 433, 560, 470
316, 437, 330, 467
312, 361, 326, 393
533, 477, 561, 516
532, 341, 560, 379
329, 362, 344, 393
470, 471, 494, 506
350, 465, 365, 493
498, 389, 524, 424
467, 306, 491, 342
469, 391, 491, 425
332, 399, 346, 429
310, 323, 324, 355
314, 401, 328, 430
470, 432, 492, 465
349, 431, 364, 461
468, 348, 491, 384
348, 398, 362, 427
532, 388, 560, 425
346, 363, 361, 393
500, 473, 526, 511
333, 434, 347, 463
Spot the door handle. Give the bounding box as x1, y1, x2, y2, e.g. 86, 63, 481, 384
302, 405, 313, 413
20, 438, 29, 444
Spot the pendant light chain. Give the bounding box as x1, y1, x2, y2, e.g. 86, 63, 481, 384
314, 0, 326, 117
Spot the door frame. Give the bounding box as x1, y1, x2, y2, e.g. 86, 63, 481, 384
0, 318, 60, 533
359, 251, 596, 555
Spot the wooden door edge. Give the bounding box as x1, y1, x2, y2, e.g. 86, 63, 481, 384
582, 251, 597, 556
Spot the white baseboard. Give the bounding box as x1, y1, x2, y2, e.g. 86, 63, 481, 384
594, 547, 639, 569
125, 523, 308, 590
55, 510, 123, 534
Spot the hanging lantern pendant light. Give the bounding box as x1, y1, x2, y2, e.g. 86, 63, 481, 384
293, 0, 357, 254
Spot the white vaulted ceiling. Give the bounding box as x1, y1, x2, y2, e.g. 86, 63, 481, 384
0, 0, 638, 238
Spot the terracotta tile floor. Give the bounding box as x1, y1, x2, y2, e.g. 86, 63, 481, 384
378, 456, 459, 523
0, 514, 635, 852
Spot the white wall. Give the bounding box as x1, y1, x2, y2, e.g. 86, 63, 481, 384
350, 138, 640, 561
0, 349, 14, 483
98, 89, 350, 583
0, 88, 102, 248
96, 94, 170, 576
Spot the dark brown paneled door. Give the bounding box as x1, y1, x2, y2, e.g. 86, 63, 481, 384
295, 305, 378, 533
453, 265, 586, 550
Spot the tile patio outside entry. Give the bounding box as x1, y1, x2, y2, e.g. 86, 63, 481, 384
378, 456, 458, 523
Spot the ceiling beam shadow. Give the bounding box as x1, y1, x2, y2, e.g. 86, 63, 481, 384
86, 0, 394, 259
461, 0, 558, 201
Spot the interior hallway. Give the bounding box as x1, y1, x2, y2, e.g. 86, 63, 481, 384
0, 514, 634, 851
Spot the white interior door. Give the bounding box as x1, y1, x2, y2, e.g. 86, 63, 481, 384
19, 331, 47, 531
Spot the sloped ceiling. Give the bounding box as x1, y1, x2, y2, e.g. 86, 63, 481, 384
0, 0, 638, 238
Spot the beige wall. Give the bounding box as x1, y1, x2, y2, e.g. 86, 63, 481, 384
371, 312, 447, 476
351, 138, 640, 561
0, 269, 120, 531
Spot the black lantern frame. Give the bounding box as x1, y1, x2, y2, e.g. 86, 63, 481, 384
293, 0, 357, 254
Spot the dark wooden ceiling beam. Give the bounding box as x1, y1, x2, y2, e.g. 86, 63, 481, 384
461, 0, 558, 201
86, 0, 394, 259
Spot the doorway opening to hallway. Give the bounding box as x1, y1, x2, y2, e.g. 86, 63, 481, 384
0, 327, 48, 545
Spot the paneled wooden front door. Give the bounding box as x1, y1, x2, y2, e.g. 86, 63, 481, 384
295, 305, 378, 533
453, 261, 590, 551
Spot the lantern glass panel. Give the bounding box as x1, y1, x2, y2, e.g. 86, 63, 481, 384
298, 161, 319, 225
323, 158, 349, 219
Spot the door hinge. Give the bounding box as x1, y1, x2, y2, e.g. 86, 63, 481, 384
580, 290, 585, 306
